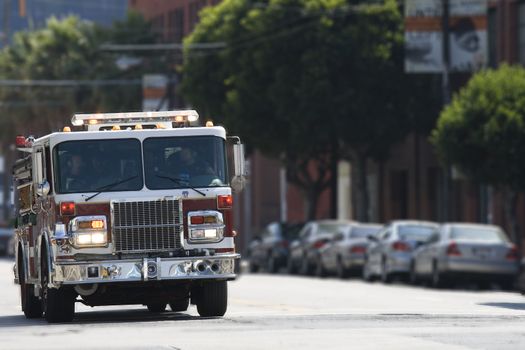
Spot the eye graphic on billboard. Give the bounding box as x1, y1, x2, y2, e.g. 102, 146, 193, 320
404, 0, 487, 73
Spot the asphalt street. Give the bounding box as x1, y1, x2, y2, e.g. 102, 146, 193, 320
1, 258, 525, 349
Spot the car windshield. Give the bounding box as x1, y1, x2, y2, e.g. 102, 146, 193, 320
54, 139, 143, 194
450, 227, 508, 242
351, 226, 382, 238
318, 223, 349, 235
398, 225, 436, 241
143, 136, 228, 190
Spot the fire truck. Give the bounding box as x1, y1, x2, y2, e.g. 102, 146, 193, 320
13, 110, 245, 323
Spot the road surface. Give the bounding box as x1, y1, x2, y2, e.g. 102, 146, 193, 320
0, 258, 524, 349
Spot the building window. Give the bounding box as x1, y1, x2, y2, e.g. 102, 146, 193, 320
189, 0, 207, 32
518, 2, 525, 65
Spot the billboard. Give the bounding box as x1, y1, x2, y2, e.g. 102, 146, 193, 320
404, 0, 487, 73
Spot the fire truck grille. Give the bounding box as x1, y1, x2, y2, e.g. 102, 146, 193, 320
112, 199, 182, 253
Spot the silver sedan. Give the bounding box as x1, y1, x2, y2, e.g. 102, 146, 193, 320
363, 221, 439, 283
318, 223, 382, 278
411, 223, 519, 288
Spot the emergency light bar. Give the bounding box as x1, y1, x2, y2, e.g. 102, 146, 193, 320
71, 110, 199, 126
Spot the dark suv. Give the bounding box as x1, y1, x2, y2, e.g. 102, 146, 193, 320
248, 222, 304, 273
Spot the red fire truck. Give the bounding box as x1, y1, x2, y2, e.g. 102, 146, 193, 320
13, 110, 245, 323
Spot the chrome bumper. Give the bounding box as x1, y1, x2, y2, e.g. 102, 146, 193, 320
52, 254, 240, 285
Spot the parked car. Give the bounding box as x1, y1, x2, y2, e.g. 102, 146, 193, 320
410, 223, 519, 289
363, 220, 439, 283
318, 223, 382, 278
248, 222, 304, 273
288, 220, 352, 275
0, 227, 14, 257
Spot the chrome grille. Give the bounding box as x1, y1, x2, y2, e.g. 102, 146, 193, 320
112, 199, 182, 253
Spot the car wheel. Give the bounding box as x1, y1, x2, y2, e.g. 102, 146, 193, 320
431, 261, 449, 289
286, 257, 297, 275
381, 258, 392, 284
315, 256, 328, 278
409, 260, 419, 285
147, 302, 167, 312
336, 257, 349, 279
267, 253, 278, 274
169, 298, 189, 312
249, 261, 259, 273
19, 254, 42, 319
195, 281, 228, 317
300, 256, 312, 276
362, 258, 374, 282
41, 251, 76, 323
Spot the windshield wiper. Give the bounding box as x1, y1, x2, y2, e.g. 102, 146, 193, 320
84, 176, 139, 202
155, 174, 206, 197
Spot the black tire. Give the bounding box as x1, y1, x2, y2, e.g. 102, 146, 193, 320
431, 261, 449, 289
315, 257, 328, 278
169, 298, 189, 312
267, 253, 278, 274
249, 261, 259, 273
500, 277, 515, 291
362, 257, 375, 282
196, 281, 228, 317
336, 257, 349, 279
381, 258, 392, 284
41, 251, 75, 323
19, 254, 42, 319
287, 257, 297, 275
300, 256, 313, 276
147, 302, 167, 312
409, 261, 419, 285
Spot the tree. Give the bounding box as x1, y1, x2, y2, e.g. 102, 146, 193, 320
182, 0, 410, 220
0, 12, 158, 141
432, 64, 525, 246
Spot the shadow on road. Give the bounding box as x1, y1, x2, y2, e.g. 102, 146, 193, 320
0, 309, 208, 327
478, 302, 525, 311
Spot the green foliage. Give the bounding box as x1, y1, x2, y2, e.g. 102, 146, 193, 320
432, 64, 525, 191
182, 0, 415, 217
0, 12, 158, 141
182, 0, 410, 154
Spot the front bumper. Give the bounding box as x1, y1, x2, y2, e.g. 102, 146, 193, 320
52, 254, 240, 285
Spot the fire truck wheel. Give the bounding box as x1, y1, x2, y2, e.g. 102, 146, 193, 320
41, 253, 75, 323
169, 298, 189, 312
146, 302, 167, 312
19, 255, 42, 319
195, 281, 228, 317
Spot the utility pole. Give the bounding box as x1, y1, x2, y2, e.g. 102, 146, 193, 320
441, 0, 451, 222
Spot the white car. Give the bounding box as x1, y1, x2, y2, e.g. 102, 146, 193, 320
411, 223, 519, 288
318, 223, 382, 278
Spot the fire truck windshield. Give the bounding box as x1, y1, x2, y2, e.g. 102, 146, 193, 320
54, 139, 143, 194
143, 135, 228, 190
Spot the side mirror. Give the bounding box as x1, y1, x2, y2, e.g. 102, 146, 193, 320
36, 180, 50, 198
367, 235, 378, 242
231, 142, 247, 192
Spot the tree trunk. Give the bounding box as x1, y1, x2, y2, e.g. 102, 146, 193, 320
329, 140, 338, 219
504, 189, 521, 250
305, 187, 320, 221
353, 153, 369, 222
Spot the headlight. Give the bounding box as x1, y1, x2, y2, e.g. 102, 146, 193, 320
188, 211, 224, 243
69, 216, 108, 248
